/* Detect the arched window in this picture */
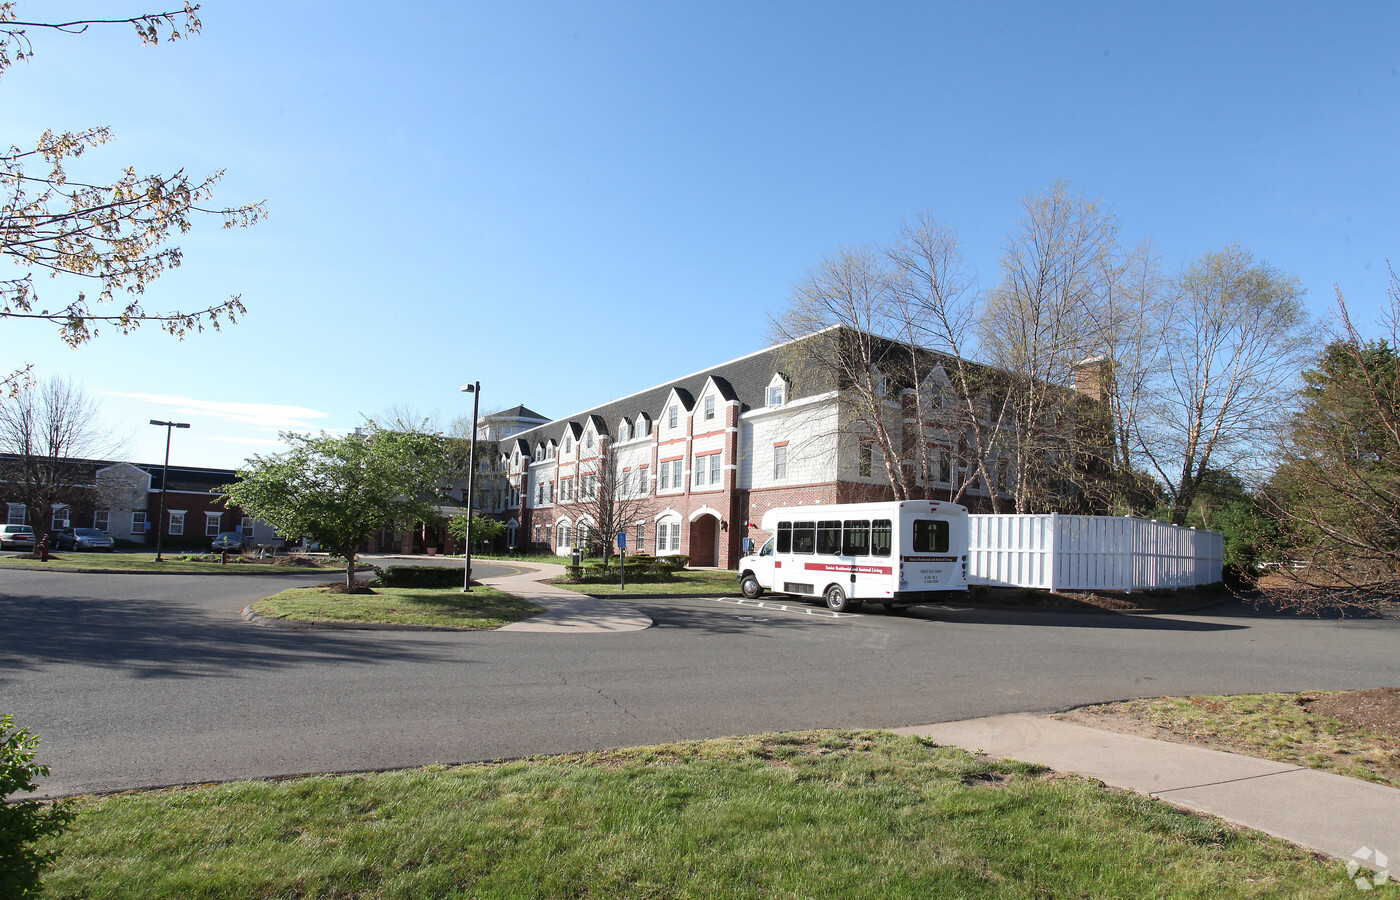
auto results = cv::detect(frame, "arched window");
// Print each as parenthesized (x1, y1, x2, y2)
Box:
(557, 521, 571, 547)
(656, 515, 682, 554)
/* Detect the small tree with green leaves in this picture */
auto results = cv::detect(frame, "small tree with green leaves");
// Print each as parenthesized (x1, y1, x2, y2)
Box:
(221, 426, 452, 589)
(447, 514, 505, 552)
(1, 714, 73, 899)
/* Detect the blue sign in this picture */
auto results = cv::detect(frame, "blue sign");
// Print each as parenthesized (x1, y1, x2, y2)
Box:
(616, 531, 626, 550)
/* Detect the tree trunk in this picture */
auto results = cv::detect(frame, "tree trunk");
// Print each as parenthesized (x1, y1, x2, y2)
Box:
(343, 547, 358, 589)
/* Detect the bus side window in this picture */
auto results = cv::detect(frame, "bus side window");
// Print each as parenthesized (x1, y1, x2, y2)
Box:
(872, 519, 892, 557)
(777, 522, 792, 554)
(817, 520, 841, 555)
(792, 521, 816, 554)
(842, 520, 870, 556)
(913, 519, 949, 553)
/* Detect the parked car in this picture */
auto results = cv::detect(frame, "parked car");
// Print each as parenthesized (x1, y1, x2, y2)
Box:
(0, 524, 36, 550)
(53, 527, 116, 552)
(211, 532, 248, 552)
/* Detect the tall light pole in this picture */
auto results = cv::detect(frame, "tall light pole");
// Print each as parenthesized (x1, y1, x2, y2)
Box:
(460, 382, 480, 592)
(149, 419, 190, 562)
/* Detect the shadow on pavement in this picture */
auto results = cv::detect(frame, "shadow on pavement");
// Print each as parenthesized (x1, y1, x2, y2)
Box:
(0, 591, 454, 682)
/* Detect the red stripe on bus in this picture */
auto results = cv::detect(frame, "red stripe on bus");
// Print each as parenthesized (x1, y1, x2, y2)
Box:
(803, 563, 893, 576)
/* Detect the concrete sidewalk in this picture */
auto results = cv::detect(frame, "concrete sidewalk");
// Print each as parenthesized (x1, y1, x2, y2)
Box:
(896, 714, 1400, 864)
(483, 562, 653, 633)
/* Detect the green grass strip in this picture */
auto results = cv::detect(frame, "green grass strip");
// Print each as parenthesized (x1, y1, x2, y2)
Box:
(36, 731, 1355, 899)
(251, 584, 543, 628)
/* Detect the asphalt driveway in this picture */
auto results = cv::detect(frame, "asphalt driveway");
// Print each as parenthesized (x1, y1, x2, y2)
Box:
(3, 566, 1398, 797)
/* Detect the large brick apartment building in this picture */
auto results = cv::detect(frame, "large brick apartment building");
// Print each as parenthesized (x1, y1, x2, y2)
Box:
(486, 327, 1108, 569)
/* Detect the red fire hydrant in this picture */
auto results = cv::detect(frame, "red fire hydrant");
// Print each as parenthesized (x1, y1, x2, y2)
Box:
(38, 535, 50, 562)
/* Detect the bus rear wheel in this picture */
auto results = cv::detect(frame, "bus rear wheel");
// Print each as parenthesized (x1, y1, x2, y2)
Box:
(824, 584, 854, 612)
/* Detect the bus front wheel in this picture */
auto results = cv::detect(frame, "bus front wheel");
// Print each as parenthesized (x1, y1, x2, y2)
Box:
(824, 584, 855, 612)
(740, 574, 763, 599)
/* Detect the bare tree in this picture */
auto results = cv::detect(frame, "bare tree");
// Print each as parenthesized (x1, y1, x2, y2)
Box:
(979, 181, 1118, 512)
(0, 376, 122, 541)
(0, 5, 264, 390)
(769, 246, 921, 499)
(887, 213, 1011, 510)
(1137, 244, 1312, 524)
(571, 434, 657, 564)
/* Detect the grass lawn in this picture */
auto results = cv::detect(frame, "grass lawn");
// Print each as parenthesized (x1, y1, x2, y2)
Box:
(251, 584, 543, 628)
(0, 553, 342, 575)
(553, 568, 741, 597)
(1061, 692, 1400, 788)
(35, 730, 1355, 899)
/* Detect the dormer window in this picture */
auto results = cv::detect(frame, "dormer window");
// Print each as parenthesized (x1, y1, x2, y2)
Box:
(766, 373, 788, 407)
(637, 415, 650, 437)
(618, 419, 630, 442)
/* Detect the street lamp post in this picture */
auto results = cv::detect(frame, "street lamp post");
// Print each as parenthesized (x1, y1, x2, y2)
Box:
(460, 382, 480, 592)
(149, 419, 190, 562)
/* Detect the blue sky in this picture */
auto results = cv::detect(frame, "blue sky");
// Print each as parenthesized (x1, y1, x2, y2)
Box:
(5, 1, 1398, 469)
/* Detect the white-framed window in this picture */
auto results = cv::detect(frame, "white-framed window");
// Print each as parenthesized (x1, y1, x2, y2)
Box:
(557, 521, 571, 547)
(657, 518, 682, 553)
(585, 431, 594, 450)
(581, 474, 596, 500)
(6, 503, 24, 525)
(577, 521, 591, 549)
(693, 453, 720, 488)
(703, 396, 715, 421)
(668, 406, 678, 429)
(672, 459, 684, 489)
(635, 523, 645, 552)
(766, 373, 787, 407)
(638, 466, 649, 494)
(773, 444, 788, 480)
(659, 462, 672, 491)
(618, 420, 630, 442)
(168, 511, 185, 536)
(205, 512, 222, 536)
(241, 517, 254, 538)
(92, 509, 109, 532)
(51, 505, 70, 530)
(564, 436, 572, 454)
(131, 511, 148, 535)
(619, 470, 631, 497)
(636, 415, 650, 438)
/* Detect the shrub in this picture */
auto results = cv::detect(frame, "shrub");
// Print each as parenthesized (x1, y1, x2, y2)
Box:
(1, 715, 73, 898)
(377, 565, 461, 588)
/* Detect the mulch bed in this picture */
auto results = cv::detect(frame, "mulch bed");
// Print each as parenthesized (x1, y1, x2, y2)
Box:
(1305, 688, 1400, 739)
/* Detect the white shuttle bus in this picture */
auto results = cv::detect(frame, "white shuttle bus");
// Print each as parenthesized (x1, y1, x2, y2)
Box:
(737, 500, 969, 612)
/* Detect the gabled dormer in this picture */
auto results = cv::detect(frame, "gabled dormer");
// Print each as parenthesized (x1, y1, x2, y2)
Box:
(765, 372, 789, 408)
(693, 376, 738, 429)
(658, 387, 694, 436)
(559, 422, 583, 459)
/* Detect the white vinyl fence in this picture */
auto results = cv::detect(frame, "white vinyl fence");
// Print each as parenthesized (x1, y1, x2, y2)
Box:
(967, 514, 1224, 591)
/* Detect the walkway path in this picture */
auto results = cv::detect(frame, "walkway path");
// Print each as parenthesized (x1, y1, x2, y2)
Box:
(898, 714, 1400, 867)
(483, 561, 652, 633)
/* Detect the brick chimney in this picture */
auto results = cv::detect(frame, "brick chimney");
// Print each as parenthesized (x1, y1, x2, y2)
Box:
(1072, 356, 1112, 402)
